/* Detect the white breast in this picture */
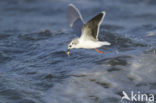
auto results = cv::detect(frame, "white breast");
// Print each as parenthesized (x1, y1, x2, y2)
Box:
(76, 40, 104, 49)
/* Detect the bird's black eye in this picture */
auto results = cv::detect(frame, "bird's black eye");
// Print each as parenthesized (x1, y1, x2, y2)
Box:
(69, 45, 71, 47)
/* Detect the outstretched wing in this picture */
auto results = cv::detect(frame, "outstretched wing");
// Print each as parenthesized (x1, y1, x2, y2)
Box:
(81, 12, 105, 41)
(67, 4, 84, 37)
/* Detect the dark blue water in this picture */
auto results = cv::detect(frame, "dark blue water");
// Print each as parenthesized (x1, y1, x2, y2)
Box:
(0, 0, 156, 103)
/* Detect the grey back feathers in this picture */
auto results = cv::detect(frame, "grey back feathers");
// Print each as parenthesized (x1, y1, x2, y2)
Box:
(67, 4, 84, 37)
(81, 12, 105, 41)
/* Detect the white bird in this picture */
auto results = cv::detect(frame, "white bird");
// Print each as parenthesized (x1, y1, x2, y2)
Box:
(66, 4, 111, 55)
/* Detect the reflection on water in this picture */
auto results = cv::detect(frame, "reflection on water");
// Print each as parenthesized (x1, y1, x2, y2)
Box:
(0, 0, 156, 103)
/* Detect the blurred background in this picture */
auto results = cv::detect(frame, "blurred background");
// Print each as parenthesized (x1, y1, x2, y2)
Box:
(0, 0, 156, 103)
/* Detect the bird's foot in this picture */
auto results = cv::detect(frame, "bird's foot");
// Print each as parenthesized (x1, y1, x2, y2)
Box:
(94, 48, 104, 54)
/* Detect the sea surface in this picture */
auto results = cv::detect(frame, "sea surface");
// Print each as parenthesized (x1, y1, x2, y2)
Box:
(0, 0, 156, 103)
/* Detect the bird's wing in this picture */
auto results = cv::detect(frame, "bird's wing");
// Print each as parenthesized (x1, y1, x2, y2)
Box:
(80, 12, 105, 41)
(67, 4, 84, 37)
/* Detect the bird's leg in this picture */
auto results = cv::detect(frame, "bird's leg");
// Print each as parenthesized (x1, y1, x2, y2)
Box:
(94, 48, 104, 54)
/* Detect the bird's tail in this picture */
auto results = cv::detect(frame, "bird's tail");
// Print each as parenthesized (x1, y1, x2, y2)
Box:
(101, 41, 111, 46)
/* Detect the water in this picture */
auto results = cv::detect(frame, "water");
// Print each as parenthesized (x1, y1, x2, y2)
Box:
(0, 0, 156, 103)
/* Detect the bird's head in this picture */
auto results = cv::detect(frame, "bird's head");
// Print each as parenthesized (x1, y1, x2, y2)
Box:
(66, 38, 79, 55)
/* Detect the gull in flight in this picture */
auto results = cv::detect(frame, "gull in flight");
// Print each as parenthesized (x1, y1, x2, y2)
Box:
(66, 4, 111, 55)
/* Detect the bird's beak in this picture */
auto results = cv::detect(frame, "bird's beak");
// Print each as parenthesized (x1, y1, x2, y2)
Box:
(66, 49, 70, 55)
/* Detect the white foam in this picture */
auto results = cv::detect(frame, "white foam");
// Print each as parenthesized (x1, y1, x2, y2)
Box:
(43, 54, 156, 103)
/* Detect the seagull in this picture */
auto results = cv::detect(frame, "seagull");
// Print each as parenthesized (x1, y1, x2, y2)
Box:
(66, 4, 111, 55)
